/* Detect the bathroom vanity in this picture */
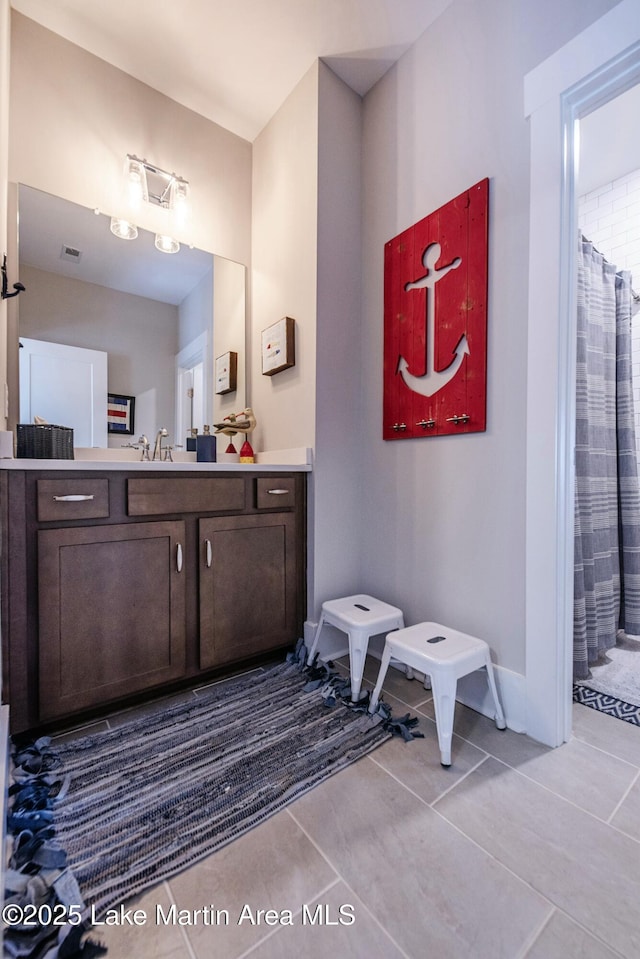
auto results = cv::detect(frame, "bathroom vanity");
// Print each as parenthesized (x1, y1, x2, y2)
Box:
(0, 462, 308, 733)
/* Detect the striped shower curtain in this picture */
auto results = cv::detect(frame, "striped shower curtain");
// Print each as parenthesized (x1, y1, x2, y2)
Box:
(573, 235, 640, 680)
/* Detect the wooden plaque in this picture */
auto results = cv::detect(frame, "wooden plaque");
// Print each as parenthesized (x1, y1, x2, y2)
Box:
(262, 317, 295, 376)
(383, 178, 489, 439)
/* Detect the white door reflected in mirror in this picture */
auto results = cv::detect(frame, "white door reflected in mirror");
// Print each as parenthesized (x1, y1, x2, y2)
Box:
(19, 338, 108, 448)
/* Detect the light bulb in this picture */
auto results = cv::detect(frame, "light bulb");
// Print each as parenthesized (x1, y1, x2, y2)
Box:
(155, 234, 180, 254)
(126, 156, 148, 207)
(171, 179, 190, 228)
(110, 217, 138, 240)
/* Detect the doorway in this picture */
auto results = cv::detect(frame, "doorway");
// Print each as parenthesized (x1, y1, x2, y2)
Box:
(175, 332, 208, 446)
(573, 84, 640, 708)
(524, 1, 640, 747)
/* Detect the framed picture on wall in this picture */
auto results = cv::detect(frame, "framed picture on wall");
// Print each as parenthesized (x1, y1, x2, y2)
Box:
(107, 393, 135, 435)
(261, 316, 295, 376)
(215, 351, 238, 394)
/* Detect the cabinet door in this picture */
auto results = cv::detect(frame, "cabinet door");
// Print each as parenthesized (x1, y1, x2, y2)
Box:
(38, 521, 186, 720)
(199, 513, 297, 669)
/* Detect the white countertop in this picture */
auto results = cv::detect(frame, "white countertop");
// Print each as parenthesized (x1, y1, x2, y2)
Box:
(0, 447, 313, 472)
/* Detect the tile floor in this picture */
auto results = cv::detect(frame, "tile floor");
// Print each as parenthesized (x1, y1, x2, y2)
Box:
(51, 656, 640, 959)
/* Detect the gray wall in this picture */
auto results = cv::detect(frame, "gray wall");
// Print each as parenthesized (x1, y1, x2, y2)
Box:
(19, 265, 178, 442)
(355, 0, 622, 676)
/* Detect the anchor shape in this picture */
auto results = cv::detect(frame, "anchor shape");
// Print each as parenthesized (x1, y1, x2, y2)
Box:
(398, 242, 468, 398)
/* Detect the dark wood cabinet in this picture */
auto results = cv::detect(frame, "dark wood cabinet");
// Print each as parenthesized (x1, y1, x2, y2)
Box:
(38, 521, 187, 720)
(199, 512, 297, 669)
(0, 468, 306, 733)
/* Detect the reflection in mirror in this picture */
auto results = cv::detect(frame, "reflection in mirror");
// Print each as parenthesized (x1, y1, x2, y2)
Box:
(16, 185, 246, 450)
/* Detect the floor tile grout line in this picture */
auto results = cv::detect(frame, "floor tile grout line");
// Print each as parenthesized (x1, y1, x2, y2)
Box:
(513, 905, 556, 959)
(370, 729, 640, 853)
(355, 752, 570, 943)
(606, 766, 640, 825)
(162, 879, 198, 959)
(569, 724, 640, 770)
(333, 875, 414, 959)
(355, 751, 566, 916)
(284, 804, 413, 959)
(571, 726, 640, 769)
(362, 747, 637, 946)
(399, 709, 640, 825)
(425, 796, 573, 926)
(486, 753, 640, 837)
(368, 749, 490, 807)
(546, 904, 630, 959)
(515, 904, 631, 959)
(230, 877, 344, 959)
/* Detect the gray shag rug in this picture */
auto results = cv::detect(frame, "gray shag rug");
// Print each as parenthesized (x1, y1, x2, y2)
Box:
(5, 652, 419, 956)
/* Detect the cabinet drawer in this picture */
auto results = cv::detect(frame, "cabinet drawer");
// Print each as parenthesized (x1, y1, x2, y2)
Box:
(256, 477, 296, 510)
(37, 479, 109, 521)
(128, 477, 245, 515)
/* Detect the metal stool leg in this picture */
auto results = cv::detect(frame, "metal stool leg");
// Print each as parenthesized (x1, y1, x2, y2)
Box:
(307, 613, 325, 665)
(431, 673, 457, 767)
(484, 655, 506, 729)
(348, 632, 367, 702)
(369, 642, 393, 713)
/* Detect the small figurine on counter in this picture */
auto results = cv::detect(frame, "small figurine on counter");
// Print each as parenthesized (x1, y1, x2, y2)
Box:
(213, 408, 257, 463)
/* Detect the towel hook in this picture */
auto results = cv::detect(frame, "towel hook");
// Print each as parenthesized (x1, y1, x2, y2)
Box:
(1, 254, 25, 300)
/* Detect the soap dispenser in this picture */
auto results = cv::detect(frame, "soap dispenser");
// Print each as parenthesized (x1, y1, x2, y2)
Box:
(196, 425, 217, 462)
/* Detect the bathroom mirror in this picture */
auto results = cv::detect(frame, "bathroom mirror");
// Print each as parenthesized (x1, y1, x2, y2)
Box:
(15, 184, 246, 448)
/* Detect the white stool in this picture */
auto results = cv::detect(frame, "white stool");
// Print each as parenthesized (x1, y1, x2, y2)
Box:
(369, 622, 506, 766)
(307, 594, 406, 702)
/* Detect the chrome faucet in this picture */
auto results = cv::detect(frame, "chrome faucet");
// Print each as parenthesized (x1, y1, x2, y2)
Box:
(153, 428, 168, 461)
(138, 434, 150, 461)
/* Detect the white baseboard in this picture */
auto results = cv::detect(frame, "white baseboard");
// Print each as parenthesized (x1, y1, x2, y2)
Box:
(303, 619, 526, 733)
(455, 664, 526, 733)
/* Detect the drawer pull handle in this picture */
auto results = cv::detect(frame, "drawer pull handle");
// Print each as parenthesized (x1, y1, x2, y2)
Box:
(52, 494, 95, 502)
(176, 543, 183, 573)
(205, 539, 212, 568)
(267, 489, 289, 495)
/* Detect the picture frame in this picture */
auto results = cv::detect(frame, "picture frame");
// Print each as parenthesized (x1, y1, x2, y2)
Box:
(107, 393, 135, 435)
(261, 316, 295, 376)
(215, 351, 238, 394)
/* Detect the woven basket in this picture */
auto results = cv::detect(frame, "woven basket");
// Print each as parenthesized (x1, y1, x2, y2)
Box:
(16, 424, 74, 460)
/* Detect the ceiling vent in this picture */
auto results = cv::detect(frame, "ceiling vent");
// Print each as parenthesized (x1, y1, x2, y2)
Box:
(60, 244, 82, 263)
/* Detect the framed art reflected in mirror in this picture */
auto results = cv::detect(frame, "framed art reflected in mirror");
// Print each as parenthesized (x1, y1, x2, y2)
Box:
(107, 393, 135, 435)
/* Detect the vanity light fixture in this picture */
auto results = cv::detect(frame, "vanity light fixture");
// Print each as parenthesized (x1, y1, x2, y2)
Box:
(125, 154, 189, 213)
(115, 154, 189, 253)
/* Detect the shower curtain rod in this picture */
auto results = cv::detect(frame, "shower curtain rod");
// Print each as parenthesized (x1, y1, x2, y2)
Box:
(582, 233, 640, 302)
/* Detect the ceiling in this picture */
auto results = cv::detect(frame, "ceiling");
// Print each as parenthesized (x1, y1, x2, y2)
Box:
(19, 185, 215, 306)
(12, 0, 454, 302)
(10, 0, 453, 142)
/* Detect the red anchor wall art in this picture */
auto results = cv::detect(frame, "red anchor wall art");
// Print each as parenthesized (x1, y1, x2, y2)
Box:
(383, 178, 489, 439)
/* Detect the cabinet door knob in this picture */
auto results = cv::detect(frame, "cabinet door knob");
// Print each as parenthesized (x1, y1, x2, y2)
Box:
(205, 539, 212, 568)
(52, 494, 95, 502)
(176, 543, 183, 573)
